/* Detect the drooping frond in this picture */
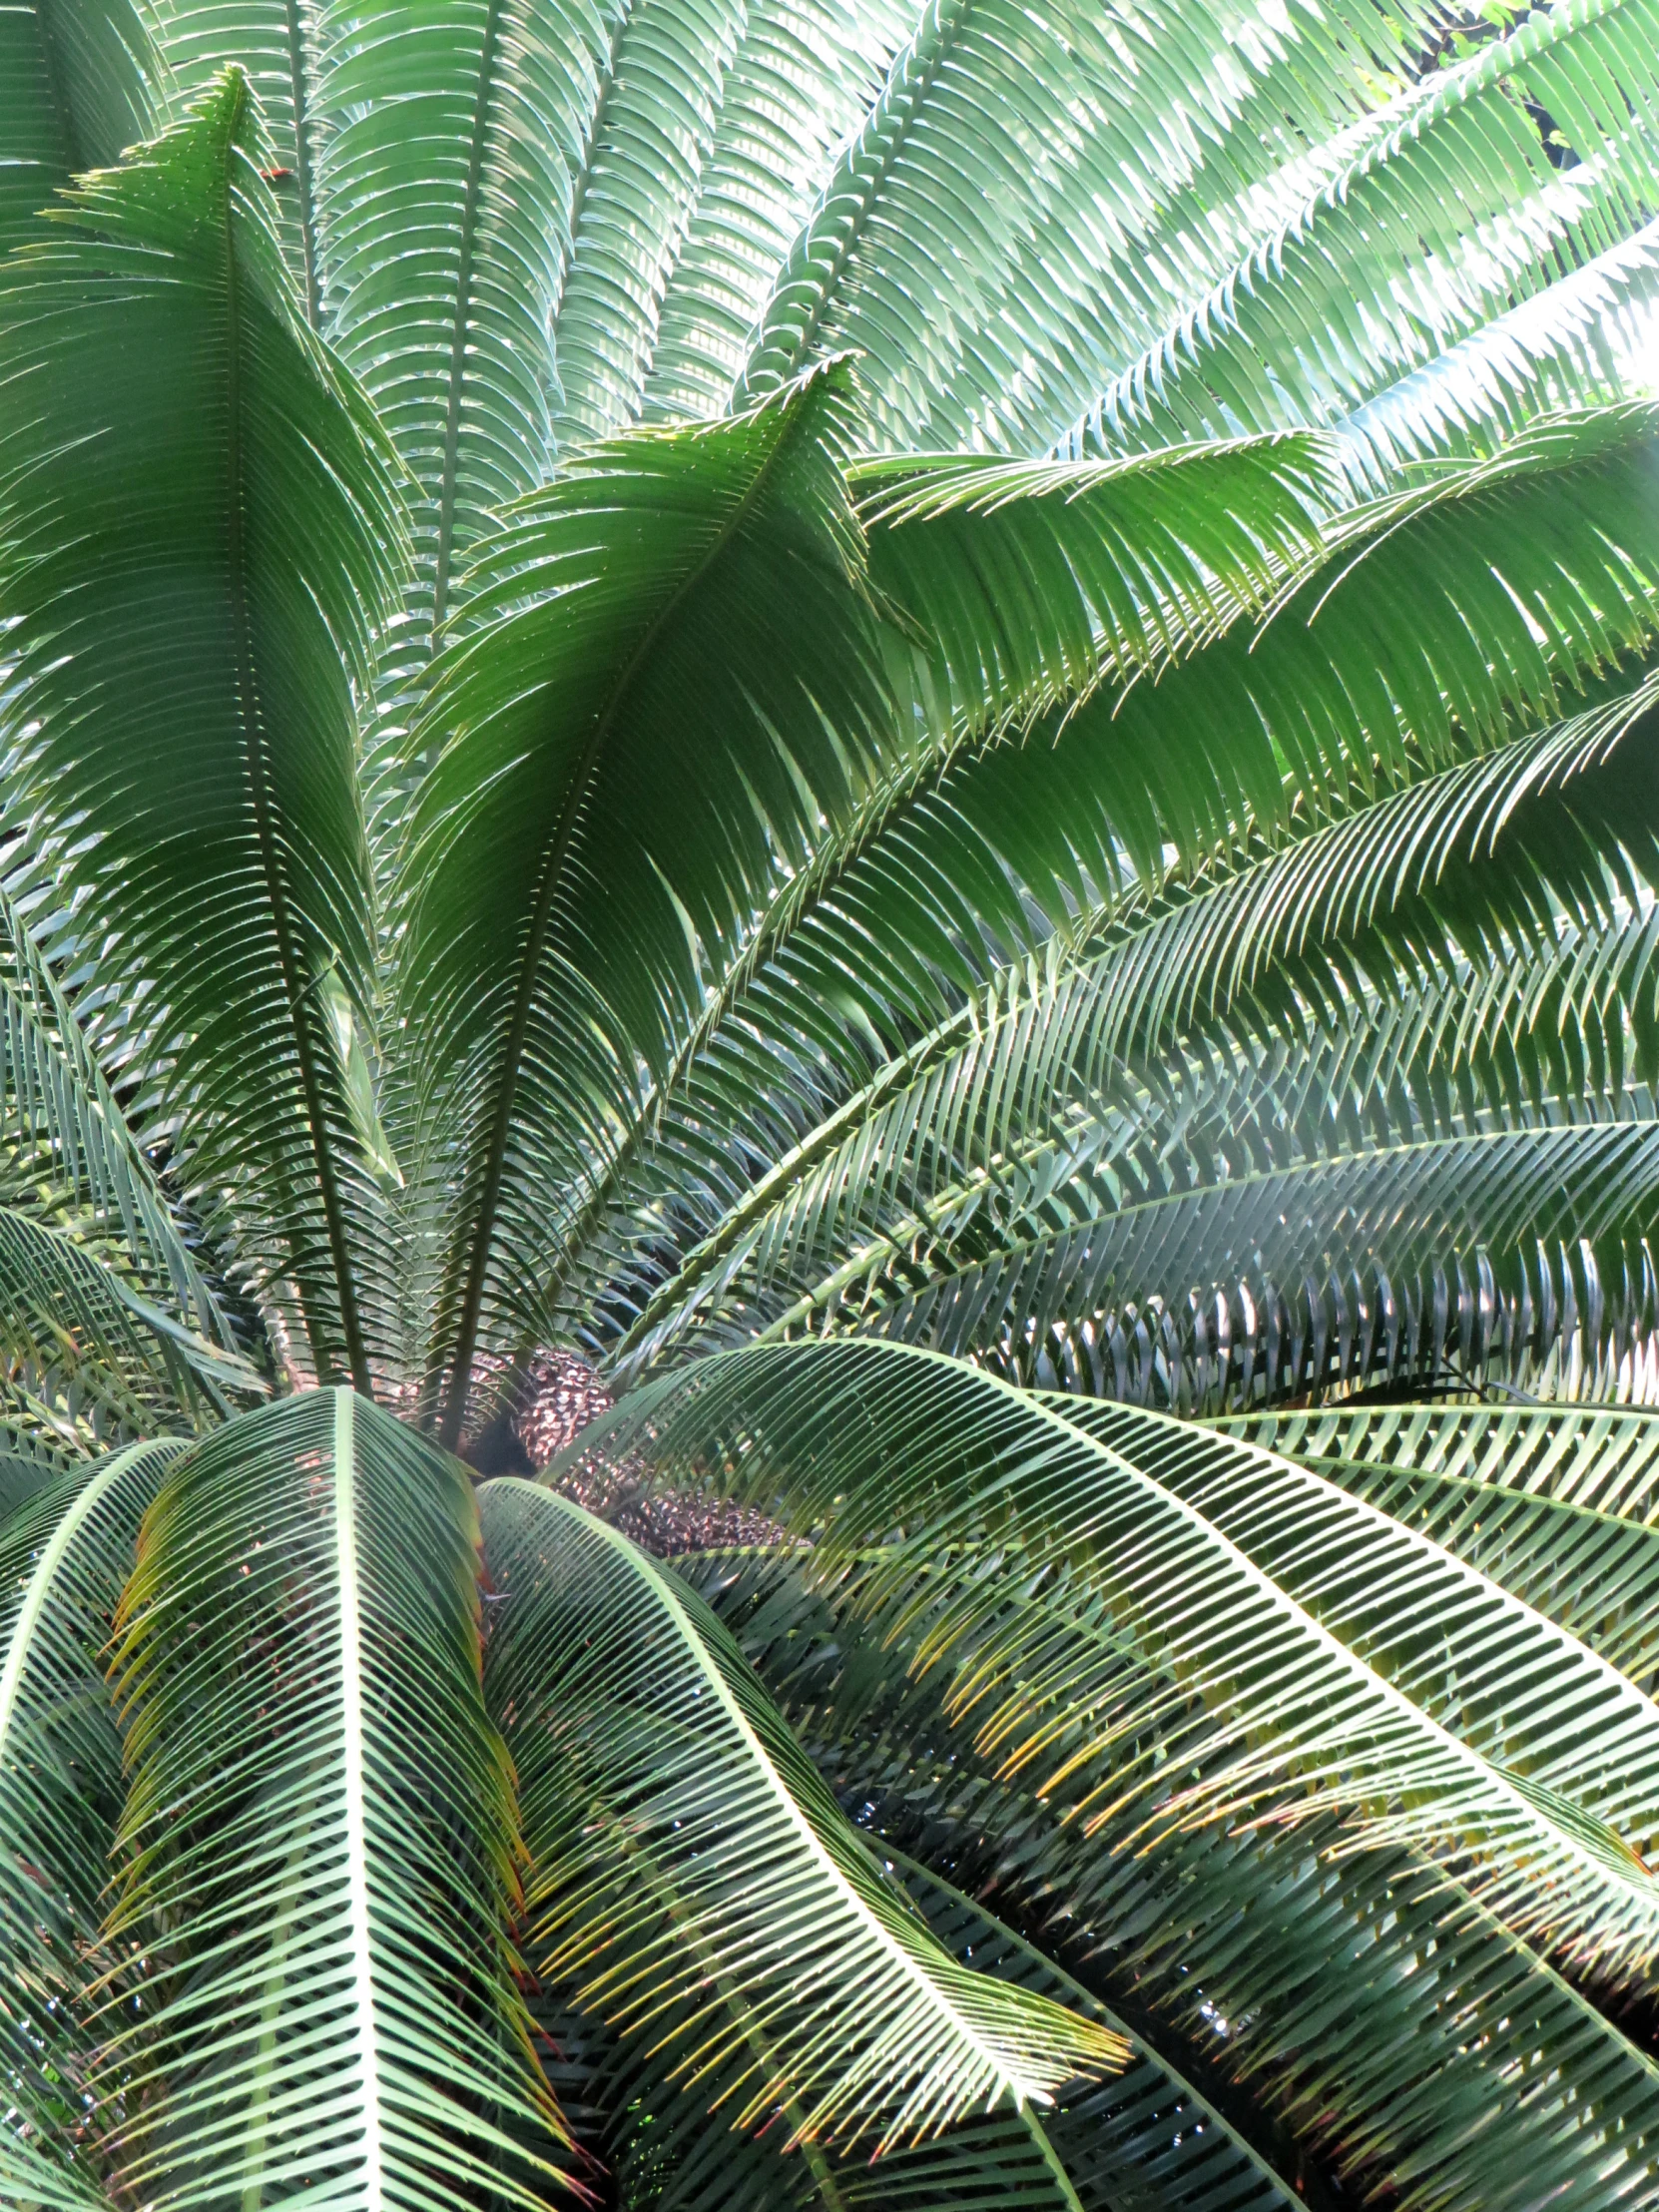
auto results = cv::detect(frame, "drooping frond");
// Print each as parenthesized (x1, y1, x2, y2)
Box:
(0, 74, 409, 1393)
(100, 1389, 564, 2208)
(689, 1534, 1659, 2212)
(0, 1440, 183, 2203)
(479, 1474, 1121, 2155)
(1205, 1413, 1659, 1690)
(559, 1340, 1659, 1976)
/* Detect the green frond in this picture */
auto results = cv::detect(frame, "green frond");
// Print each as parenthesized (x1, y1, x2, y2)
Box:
(0, 882, 236, 1355)
(599, 671, 1659, 1380)
(1201, 1436, 1659, 1692)
(99, 1389, 563, 2208)
(733, 0, 1443, 449)
(560, 1339, 1659, 1977)
(852, 434, 1339, 729)
(480, 1474, 1121, 2155)
(318, 0, 607, 645)
(639, 0, 911, 423)
(400, 364, 895, 1438)
(0, 74, 410, 1393)
(147, 0, 326, 317)
(0, 1440, 183, 2200)
(1221, 1400, 1659, 1513)
(1063, 0, 1659, 466)
(691, 1545, 1659, 2212)
(0, 0, 160, 256)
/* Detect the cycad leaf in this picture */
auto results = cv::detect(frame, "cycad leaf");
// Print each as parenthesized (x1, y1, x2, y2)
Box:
(0, 73, 409, 1392)
(601, 667, 1659, 1380)
(148, 0, 328, 318)
(479, 1475, 1120, 2153)
(401, 363, 894, 1438)
(694, 1546, 1659, 2212)
(0, 878, 236, 1355)
(852, 436, 1337, 729)
(639, 0, 912, 424)
(563, 1341, 1659, 1977)
(318, 0, 605, 645)
(733, 0, 1442, 450)
(100, 1389, 563, 2209)
(0, 1206, 257, 1445)
(1064, 0, 1659, 465)
(0, 1440, 182, 2202)
(0, 0, 160, 256)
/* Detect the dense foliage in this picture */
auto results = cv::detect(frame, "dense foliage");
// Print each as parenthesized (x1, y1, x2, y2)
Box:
(5, 0, 1659, 2203)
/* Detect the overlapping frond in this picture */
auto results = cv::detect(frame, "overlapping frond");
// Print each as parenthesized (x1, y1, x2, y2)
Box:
(147, 0, 327, 317)
(690, 1540, 1659, 2212)
(0, 75, 409, 1393)
(1063, 0, 1659, 469)
(480, 1474, 1119, 2156)
(0, 0, 160, 255)
(563, 1347, 1659, 2194)
(100, 1389, 563, 2208)
(733, 0, 1445, 450)
(597, 668, 1659, 1380)
(639, 0, 910, 423)
(401, 365, 896, 1437)
(318, 0, 605, 649)
(0, 1440, 182, 2203)
(1207, 1407, 1659, 1690)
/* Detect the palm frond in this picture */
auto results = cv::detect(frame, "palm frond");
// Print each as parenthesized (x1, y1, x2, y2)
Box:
(401, 364, 895, 1439)
(559, 1340, 1659, 1978)
(852, 435, 1338, 729)
(0, 1206, 256, 1446)
(1223, 1399, 1659, 1511)
(639, 0, 911, 423)
(0, 1440, 183, 2202)
(147, 0, 326, 318)
(0, 74, 409, 1393)
(318, 0, 606, 646)
(600, 669, 1659, 1380)
(0, 0, 160, 256)
(100, 1388, 563, 2207)
(691, 1540, 1659, 2212)
(1061, 0, 1659, 468)
(732, 0, 1444, 449)
(0, 881, 236, 1354)
(479, 1473, 1121, 2155)
(1340, 218, 1659, 473)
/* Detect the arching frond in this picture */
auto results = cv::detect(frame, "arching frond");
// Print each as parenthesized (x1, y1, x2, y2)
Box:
(401, 365, 895, 1439)
(689, 1539, 1659, 2212)
(1062, 0, 1659, 467)
(0, 0, 160, 255)
(733, 0, 1444, 450)
(0, 1441, 182, 2201)
(480, 1474, 1120, 2157)
(100, 1389, 563, 2207)
(600, 671, 1659, 1380)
